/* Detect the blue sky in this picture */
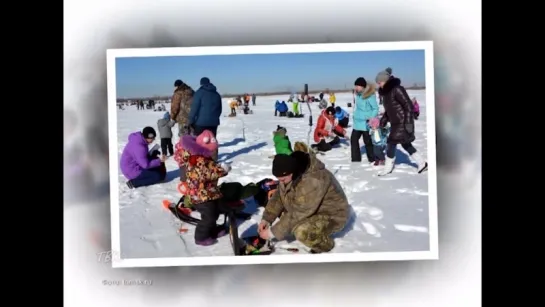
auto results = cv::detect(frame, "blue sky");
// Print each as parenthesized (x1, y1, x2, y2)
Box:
(115, 49, 425, 98)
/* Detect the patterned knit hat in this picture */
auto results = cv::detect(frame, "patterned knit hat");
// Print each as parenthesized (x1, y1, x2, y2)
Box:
(196, 130, 218, 152)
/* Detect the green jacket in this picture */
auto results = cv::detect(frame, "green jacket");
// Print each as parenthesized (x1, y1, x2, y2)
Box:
(273, 133, 293, 155)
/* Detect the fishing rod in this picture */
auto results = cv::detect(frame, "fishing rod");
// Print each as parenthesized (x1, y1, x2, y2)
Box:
(304, 83, 313, 148)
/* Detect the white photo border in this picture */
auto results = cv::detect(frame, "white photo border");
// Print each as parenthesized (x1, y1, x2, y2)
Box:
(107, 41, 438, 268)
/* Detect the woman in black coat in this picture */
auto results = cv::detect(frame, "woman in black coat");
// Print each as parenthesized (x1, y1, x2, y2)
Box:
(375, 67, 428, 176)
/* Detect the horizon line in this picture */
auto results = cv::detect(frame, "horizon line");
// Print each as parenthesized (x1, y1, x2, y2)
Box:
(116, 86, 426, 102)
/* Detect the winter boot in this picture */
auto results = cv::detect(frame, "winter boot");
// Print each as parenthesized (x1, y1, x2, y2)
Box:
(377, 157, 395, 176)
(373, 160, 385, 166)
(213, 225, 228, 238)
(195, 238, 217, 246)
(410, 152, 428, 173)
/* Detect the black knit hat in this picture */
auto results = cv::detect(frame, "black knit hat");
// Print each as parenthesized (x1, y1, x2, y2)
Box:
(325, 106, 335, 115)
(272, 154, 297, 177)
(174, 79, 183, 87)
(142, 126, 157, 139)
(354, 77, 367, 87)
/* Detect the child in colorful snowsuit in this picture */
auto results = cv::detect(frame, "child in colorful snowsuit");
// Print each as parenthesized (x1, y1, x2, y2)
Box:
(412, 97, 420, 120)
(175, 130, 232, 246)
(368, 117, 390, 166)
(273, 125, 293, 156)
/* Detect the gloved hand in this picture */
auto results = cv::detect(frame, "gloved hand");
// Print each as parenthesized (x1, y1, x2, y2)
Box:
(220, 162, 231, 173)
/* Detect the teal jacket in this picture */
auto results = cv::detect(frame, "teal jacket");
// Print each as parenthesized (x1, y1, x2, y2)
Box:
(353, 84, 379, 131)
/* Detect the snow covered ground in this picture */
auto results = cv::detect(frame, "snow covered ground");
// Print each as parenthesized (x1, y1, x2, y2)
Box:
(115, 91, 432, 259)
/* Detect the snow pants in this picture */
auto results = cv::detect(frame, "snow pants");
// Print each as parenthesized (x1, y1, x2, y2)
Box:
(130, 163, 166, 188)
(385, 143, 417, 159)
(312, 136, 340, 152)
(293, 214, 343, 253)
(350, 130, 374, 162)
(193, 200, 222, 241)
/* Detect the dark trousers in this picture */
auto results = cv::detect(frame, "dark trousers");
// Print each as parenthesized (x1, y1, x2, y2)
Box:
(386, 143, 417, 159)
(230, 108, 236, 115)
(194, 200, 221, 241)
(312, 136, 340, 152)
(373, 145, 386, 161)
(275, 110, 288, 117)
(350, 130, 374, 162)
(252, 99, 256, 106)
(131, 163, 166, 188)
(160, 138, 174, 156)
(338, 117, 349, 128)
(192, 125, 218, 160)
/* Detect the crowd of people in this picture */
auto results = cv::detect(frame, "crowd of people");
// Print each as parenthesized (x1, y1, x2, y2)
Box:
(305, 68, 427, 175)
(118, 66, 428, 253)
(228, 93, 256, 116)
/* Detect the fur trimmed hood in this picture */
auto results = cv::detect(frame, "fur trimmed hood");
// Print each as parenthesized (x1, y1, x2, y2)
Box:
(361, 83, 377, 99)
(378, 77, 401, 95)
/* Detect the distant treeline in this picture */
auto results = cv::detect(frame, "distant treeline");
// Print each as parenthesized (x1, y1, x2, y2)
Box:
(117, 86, 426, 103)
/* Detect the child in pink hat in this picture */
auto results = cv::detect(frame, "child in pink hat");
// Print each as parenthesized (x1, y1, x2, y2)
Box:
(174, 130, 231, 246)
(368, 117, 390, 166)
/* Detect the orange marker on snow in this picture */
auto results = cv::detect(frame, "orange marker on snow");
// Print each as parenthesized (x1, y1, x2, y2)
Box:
(162, 199, 171, 210)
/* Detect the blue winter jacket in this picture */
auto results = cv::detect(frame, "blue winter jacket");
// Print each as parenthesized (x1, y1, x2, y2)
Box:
(335, 108, 348, 120)
(353, 85, 379, 131)
(188, 83, 223, 127)
(276, 101, 288, 113)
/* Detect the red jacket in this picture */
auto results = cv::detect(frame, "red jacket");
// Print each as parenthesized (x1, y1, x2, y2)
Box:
(313, 109, 346, 143)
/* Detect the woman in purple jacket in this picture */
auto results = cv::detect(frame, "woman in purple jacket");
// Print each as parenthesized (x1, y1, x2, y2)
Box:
(120, 127, 167, 189)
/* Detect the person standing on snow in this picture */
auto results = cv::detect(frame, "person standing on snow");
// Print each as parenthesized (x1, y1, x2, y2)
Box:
(252, 93, 256, 106)
(175, 130, 232, 246)
(170, 79, 195, 137)
(351, 77, 379, 164)
(188, 77, 223, 160)
(368, 117, 390, 165)
(157, 112, 176, 156)
(257, 143, 350, 253)
(329, 92, 336, 107)
(375, 67, 428, 175)
(292, 99, 300, 116)
(412, 97, 421, 120)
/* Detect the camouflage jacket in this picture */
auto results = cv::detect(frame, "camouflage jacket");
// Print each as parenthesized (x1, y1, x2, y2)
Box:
(170, 84, 194, 127)
(262, 152, 350, 240)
